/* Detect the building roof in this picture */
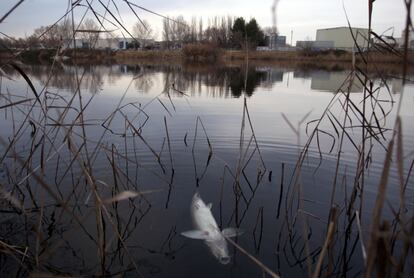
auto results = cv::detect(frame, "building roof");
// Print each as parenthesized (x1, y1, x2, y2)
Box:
(317, 26, 369, 31)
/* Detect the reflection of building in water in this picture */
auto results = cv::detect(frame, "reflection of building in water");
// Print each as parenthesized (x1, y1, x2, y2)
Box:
(295, 70, 410, 94)
(293, 70, 363, 93)
(311, 71, 363, 92)
(256, 67, 284, 87)
(292, 71, 312, 79)
(391, 77, 414, 94)
(392, 78, 403, 94)
(119, 65, 128, 74)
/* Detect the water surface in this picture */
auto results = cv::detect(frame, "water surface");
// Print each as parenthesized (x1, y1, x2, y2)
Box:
(0, 63, 413, 277)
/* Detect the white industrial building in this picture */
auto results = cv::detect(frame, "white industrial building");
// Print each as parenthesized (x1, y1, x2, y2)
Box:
(316, 27, 369, 50)
(65, 38, 155, 50)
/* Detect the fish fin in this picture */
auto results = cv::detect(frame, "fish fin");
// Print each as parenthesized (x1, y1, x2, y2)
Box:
(221, 228, 244, 238)
(207, 203, 212, 210)
(181, 230, 211, 240)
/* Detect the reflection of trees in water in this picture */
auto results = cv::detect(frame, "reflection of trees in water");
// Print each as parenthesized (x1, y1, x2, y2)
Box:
(106, 65, 126, 85)
(179, 67, 233, 98)
(134, 74, 154, 93)
(227, 67, 267, 97)
(119, 65, 155, 93)
(8, 64, 107, 94)
(6, 63, 270, 97)
(160, 66, 267, 98)
(78, 65, 104, 94)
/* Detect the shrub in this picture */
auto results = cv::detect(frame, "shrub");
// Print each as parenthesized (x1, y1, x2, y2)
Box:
(182, 43, 221, 62)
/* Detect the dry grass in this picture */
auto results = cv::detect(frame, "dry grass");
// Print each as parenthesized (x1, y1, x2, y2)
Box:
(223, 49, 414, 65)
(114, 49, 182, 61)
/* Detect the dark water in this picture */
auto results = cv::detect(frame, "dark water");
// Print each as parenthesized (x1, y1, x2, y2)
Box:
(0, 63, 413, 277)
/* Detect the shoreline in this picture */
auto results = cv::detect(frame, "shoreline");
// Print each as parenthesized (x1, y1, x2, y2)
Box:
(114, 49, 412, 65)
(1, 48, 412, 74)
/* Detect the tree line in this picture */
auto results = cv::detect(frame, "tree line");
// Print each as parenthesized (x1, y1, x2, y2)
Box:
(162, 16, 267, 49)
(0, 19, 101, 50)
(0, 16, 268, 50)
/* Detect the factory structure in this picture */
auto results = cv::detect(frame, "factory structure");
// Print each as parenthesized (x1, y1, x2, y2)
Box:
(294, 26, 414, 51)
(296, 27, 370, 51)
(256, 33, 290, 51)
(267, 33, 287, 49)
(64, 37, 157, 50)
(316, 27, 369, 49)
(259, 27, 372, 52)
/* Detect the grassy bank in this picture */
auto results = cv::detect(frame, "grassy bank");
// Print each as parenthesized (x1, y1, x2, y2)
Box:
(223, 49, 413, 64)
(3, 48, 411, 67)
(113, 50, 414, 74)
(111, 49, 413, 65)
(2, 48, 411, 75)
(114, 49, 182, 62)
(114, 49, 413, 70)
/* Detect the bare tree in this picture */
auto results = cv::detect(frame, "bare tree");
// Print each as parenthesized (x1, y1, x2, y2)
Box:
(133, 19, 154, 48)
(79, 18, 100, 49)
(33, 20, 73, 48)
(204, 26, 221, 45)
(162, 18, 172, 49)
(203, 16, 233, 47)
(32, 26, 57, 47)
(198, 17, 203, 42)
(163, 16, 190, 48)
(171, 16, 190, 44)
(225, 16, 234, 47)
(190, 16, 197, 43)
(25, 34, 41, 49)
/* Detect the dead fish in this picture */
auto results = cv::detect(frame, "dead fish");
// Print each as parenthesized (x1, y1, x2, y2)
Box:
(181, 192, 243, 264)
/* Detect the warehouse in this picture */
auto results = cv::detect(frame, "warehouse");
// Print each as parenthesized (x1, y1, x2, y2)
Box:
(316, 27, 369, 50)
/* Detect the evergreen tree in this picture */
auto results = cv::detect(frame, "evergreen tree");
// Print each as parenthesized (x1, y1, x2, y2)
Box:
(231, 17, 246, 48)
(231, 17, 265, 49)
(246, 19, 265, 47)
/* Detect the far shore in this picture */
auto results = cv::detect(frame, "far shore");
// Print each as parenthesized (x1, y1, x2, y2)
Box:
(114, 49, 412, 65)
(114, 49, 413, 73)
(1, 48, 413, 74)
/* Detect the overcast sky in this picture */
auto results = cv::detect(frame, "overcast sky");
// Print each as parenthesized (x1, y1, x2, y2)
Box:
(0, 0, 410, 44)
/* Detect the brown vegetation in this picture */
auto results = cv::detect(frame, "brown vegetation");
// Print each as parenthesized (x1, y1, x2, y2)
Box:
(223, 49, 414, 64)
(76, 48, 414, 67)
(113, 49, 182, 62)
(182, 43, 221, 62)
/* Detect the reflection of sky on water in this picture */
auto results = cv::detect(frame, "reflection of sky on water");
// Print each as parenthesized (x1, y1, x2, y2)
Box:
(1, 63, 413, 157)
(2, 63, 406, 97)
(2, 63, 413, 159)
